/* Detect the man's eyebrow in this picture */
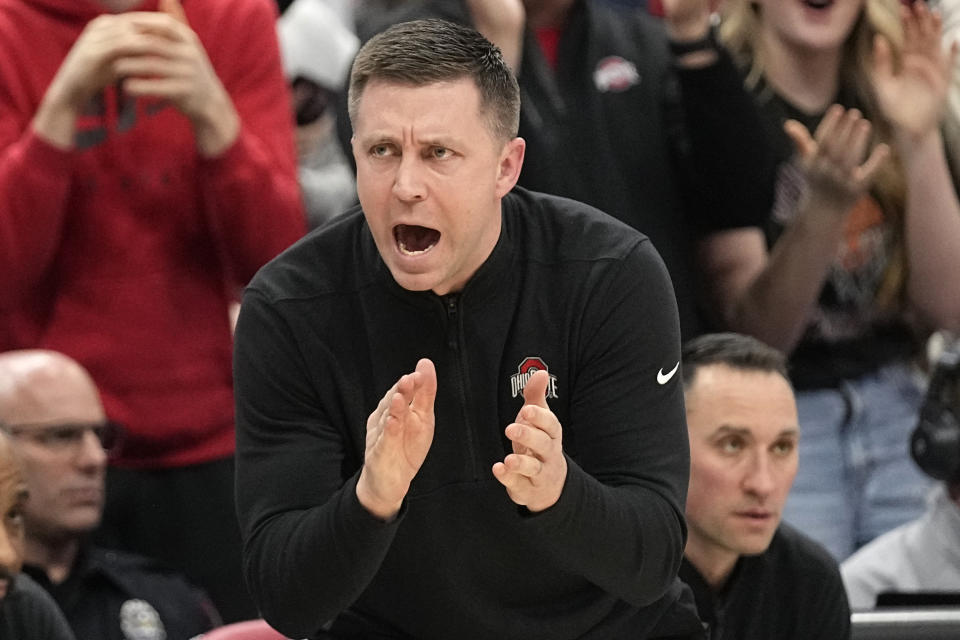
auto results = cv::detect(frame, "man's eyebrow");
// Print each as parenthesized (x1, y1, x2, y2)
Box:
(711, 425, 800, 438)
(711, 425, 752, 437)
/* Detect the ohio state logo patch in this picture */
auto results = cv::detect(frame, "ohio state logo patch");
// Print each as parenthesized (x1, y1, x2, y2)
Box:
(510, 357, 559, 399)
(593, 56, 640, 93)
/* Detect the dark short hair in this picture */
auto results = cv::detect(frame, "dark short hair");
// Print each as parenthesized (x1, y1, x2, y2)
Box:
(347, 19, 521, 142)
(681, 333, 790, 390)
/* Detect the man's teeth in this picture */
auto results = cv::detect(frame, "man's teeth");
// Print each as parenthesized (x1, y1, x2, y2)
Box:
(399, 241, 436, 256)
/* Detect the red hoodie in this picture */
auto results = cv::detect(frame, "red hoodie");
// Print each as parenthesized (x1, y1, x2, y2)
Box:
(0, 0, 306, 468)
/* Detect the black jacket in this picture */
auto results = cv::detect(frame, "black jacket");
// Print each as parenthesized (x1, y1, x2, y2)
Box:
(24, 546, 219, 640)
(235, 188, 698, 639)
(679, 524, 851, 640)
(0, 574, 75, 640)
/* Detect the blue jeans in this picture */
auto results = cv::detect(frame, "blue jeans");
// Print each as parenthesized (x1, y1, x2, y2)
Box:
(782, 360, 935, 561)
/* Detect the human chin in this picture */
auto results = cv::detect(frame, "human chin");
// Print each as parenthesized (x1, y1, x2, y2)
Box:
(387, 266, 447, 293)
(729, 516, 779, 555)
(56, 505, 103, 536)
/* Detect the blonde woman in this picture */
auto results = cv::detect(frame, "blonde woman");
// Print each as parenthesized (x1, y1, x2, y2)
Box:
(698, 0, 960, 561)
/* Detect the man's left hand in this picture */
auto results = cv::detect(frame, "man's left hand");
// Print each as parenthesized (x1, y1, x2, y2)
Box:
(112, 0, 240, 156)
(492, 370, 567, 512)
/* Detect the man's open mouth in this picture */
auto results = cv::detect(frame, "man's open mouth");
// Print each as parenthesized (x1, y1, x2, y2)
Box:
(802, 0, 833, 9)
(394, 224, 440, 256)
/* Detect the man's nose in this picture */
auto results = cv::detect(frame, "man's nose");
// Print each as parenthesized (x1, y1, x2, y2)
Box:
(742, 453, 776, 498)
(392, 155, 426, 202)
(76, 428, 107, 471)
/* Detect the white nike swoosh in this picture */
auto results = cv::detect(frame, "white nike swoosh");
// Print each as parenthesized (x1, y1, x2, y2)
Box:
(657, 361, 680, 385)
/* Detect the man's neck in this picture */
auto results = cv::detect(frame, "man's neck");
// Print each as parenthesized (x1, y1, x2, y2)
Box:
(684, 545, 739, 592)
(25, 536, 81, 586)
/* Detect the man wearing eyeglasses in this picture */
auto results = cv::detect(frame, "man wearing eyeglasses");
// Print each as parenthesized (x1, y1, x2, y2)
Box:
(0, 350, 220, 640)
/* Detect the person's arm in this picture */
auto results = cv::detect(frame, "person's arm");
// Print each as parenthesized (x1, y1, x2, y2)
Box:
(504, 239, 690, 606)
(0, 115, 74, 303)
(0, 13, 136, 302)
(663, 3, 779, 234)
(698, 107, 889, 352)
(234, 288, 412, 637)
(873, 2, 960, 330)
(133, 0, 306, 285)
(464, 0, 525, 71)
(931, 0, 960, 185)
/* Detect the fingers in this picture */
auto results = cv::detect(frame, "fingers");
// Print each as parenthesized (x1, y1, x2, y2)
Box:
(159, 0, 189, 25)
(873, 33, 894, 82)
(811, 104, 844, 150)
(366, 379, 399, 437)
(905, 0, 940, 53)
(377, 359, 436, 434)
(410, 358, 437, 415)
(513, 404, 561, 441)
(784, 119, 815, 158)
(800, 106, 886, 179)
(505, 421, 551, 460)
(124, 11, 193, 41)
(855, 142, 890, 185)
(520, 369, 550, 410)
(837, 112, 871, 168)
(499, 451, 543, 479)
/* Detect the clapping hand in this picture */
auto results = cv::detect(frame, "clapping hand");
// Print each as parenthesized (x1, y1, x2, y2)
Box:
(492, 370, 567, 513)
(873, 1, 957, 147)
(356, 359, 437, 521)
(784, 105, 889, 214)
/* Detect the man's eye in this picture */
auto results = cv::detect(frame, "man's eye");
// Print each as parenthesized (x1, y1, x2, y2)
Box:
(718, 437, 744, 453)
(46, 428, 83, 444)
(371, 145, 392, 157)
(431, 147, 450, 159)
(772, 440, 796, 456)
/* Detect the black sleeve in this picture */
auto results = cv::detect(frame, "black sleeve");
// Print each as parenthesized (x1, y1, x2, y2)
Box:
(2, 575, 77, 640)
(233, 288, 403, 638)
(669, 46, 778, 234)
(519, 238, 689, 606)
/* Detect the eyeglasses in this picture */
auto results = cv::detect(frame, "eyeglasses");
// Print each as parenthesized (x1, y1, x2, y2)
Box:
(2, 420, 124, 458)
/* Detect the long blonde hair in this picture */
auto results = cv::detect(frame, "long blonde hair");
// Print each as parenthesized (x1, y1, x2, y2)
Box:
(719, 0, 909, 310)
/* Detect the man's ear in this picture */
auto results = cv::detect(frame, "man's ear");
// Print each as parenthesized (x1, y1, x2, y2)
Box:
(495, 137, 526, 198)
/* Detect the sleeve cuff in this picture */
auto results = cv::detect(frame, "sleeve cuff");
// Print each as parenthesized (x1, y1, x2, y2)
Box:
(23, 128, 76, 179)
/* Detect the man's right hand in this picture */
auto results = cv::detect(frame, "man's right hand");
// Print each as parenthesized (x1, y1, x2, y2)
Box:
(34, 14, 151, 148)
(356, 359, 437, 521)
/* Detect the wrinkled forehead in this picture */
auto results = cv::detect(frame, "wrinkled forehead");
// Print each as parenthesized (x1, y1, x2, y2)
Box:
(353, 78, 494, 141)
